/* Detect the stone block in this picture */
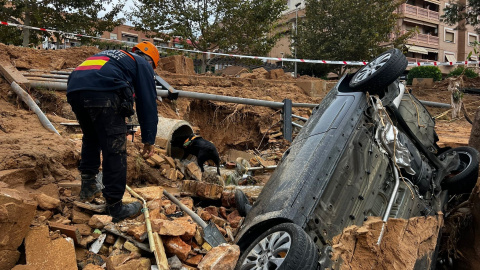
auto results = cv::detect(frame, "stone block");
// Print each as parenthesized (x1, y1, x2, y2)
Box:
(179, 197, 194, 210)
(186, 254, 203, 266)
(196, 182, 223, 200)
(181, 180, 197, 196)
(186, 162, 202, 181)
(197, 244, 240, 270)
(150, 154, 166, 166)
(412, 78, 434, 87)
(34, 193, 61, 210)
(133, 186, 164, 201)
(165, 156, 176, 168)
(74, 224, 92, 236)
(152, 219, 186, 236)
(88, 215, 113, 229)
(123, 241, 141, 253)
(164, 236, 191, 261)
(25, 226, 77, 270)
(227, 210, 242, 228)
(127, 224, 147, 242)
(72, 209, 92, 224)
(295, 80, 326, 97)
(0, 188, 37, 270)
(174, 216, 197, 241)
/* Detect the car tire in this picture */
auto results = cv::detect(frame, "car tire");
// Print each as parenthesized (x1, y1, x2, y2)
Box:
(349, 48, 408, 95)
(236, 223, 318, 270)
(440, 146, 479, 195)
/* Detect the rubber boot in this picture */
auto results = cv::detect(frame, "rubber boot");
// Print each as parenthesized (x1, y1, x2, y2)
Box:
(79, 174, 102, 202)
(235, 189, 252, 217)
(105, 198, 142, 223)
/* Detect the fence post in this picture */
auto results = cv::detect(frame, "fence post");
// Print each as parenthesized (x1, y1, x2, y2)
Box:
(282, 99, 292, 142)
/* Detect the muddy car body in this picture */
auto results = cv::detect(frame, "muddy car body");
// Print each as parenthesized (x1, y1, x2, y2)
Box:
(234, 49, 479, 270)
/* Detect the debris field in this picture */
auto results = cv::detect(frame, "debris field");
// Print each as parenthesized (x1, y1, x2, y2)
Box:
(1, 43, 480, 269)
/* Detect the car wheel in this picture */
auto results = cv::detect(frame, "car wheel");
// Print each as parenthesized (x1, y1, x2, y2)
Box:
(440, 146, 479, 195)
(236, 223, 318, 270)
(349, 48, 408, 95)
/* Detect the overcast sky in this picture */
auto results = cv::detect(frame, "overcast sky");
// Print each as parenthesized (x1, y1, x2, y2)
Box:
(100, 0, 135, 24)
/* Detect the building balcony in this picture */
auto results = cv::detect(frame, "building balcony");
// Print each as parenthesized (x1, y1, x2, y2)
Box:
(399, 3, 439, 23)
(408, 33, 439, 47)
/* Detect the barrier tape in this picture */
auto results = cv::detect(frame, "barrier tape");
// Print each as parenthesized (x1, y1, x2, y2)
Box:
(2, 20, 479, 67)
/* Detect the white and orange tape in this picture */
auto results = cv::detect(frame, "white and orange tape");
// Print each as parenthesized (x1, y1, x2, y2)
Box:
(1, 20, 478, 67)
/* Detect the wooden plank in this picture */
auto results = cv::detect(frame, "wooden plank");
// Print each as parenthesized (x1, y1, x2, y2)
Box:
(0, 60, 30, 88)
(153, 232, 169, 270)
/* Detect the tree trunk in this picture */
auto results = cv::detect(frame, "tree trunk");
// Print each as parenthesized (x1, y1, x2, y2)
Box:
(468, 107, 480, 152)
(22, 12, 31, 47)
(201, 53, 207, 74)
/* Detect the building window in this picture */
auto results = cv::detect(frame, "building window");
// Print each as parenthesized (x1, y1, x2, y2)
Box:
(110, 33, 117, 40)
(444, 29, 455, 43)
(469, 33, 478, 46)
(445, 52, 456, 62)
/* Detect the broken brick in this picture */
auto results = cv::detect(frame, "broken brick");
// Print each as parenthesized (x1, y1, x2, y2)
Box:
(152, 219, 186, 236)
(196, 182, 223, 200)
(127, 224, 147, 241)
(88, 215, 113, 229)
(48, 222, 82, 245)
(199, 209, 212, 221)
(211, 215, 227, 228)
(133, 186, 164, 201)
(186, 162, 202, 181)
(179, 197, 194, 210)
(165, 156, 176, 168)
(166, 168, 178, 181)
(150, 154, 166, 166)
(145, 159, 156, 167)
(175, 216, 197, 241)
(186, 254, 203, 266)
(123, 241, 141, 253)
(71, 208, 92, 224)
(197, 244, 240, 270)
(227, 210, 243, 228)
(164, 236, 192, 261)
(34, 193, 61, 210)
(219, 207, 228, 219)
(205, 206, 219, 217)
(181, 180, 197, 197)
(74, 224, 92, 236)
(105, 234, 116, 245)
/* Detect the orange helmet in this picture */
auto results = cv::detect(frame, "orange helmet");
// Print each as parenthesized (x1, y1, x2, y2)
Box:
(132, 41, 160, 68)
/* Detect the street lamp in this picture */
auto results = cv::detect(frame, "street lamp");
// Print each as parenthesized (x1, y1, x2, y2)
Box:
(294, 2, 301, 78)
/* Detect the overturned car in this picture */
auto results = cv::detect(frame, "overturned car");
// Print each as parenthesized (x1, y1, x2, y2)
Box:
(234, 49, 479, 269)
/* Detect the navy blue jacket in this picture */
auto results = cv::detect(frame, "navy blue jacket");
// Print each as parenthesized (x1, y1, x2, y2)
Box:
(67, 50, 158, 145)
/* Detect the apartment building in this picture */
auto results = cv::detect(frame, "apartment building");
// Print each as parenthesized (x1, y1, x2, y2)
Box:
(400, 0, 476, 73)
(269, 0, 477, 74)
(100, 24, 169, 48)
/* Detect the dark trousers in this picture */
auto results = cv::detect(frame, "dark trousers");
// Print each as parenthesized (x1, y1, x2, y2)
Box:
(67, 91, 127, 201)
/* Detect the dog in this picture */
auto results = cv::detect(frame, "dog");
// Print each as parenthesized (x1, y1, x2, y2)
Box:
(171, 134, 221, 175)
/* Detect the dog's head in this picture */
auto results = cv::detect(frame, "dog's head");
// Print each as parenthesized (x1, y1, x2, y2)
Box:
(171, 133, 194, 148)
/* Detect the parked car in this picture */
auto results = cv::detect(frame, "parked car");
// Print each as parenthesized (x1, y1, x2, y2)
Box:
(234, 49, 479, 270)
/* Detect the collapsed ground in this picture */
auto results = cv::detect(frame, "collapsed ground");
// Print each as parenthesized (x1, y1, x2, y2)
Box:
(1, 43, 480, 269)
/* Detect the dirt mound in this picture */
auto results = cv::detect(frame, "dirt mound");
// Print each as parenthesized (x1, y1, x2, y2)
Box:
(332, 214, 443, 269)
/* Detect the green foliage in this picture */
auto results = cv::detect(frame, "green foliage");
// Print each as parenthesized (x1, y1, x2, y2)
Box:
(127, 0, 286, 73)
(447, 67, 479, 78)
(0, 0, 124, 47)
(442, 0, 480, 31)
(407, 66, 443, 85)
(296, 0, 412, 76)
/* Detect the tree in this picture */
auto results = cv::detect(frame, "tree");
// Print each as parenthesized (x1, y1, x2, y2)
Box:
(442, 0, 480, 31)
(127, 0, 286, 73)
(0, 0, 124, 47)
(296, 0, 412, 76)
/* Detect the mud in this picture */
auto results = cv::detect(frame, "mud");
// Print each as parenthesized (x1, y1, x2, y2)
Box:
(1, 44, 480, 269)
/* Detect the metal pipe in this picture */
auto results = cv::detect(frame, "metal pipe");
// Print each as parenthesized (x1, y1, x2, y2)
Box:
(24, 74, 69, 79)
(292, 122, 303, 128)
(419, 100, 451, 108)
(376, 161, 400, 245)
(29, 80, 319, 108)
(292, 114, 308, 121)
(26, 77, 68, 83)
(10, 81, 60, 135)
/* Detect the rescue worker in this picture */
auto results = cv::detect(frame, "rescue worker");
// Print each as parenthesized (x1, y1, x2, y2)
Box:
(67, 41, 159, 222)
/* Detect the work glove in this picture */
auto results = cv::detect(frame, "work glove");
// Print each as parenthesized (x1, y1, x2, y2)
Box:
(141, 143, 155, 158)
